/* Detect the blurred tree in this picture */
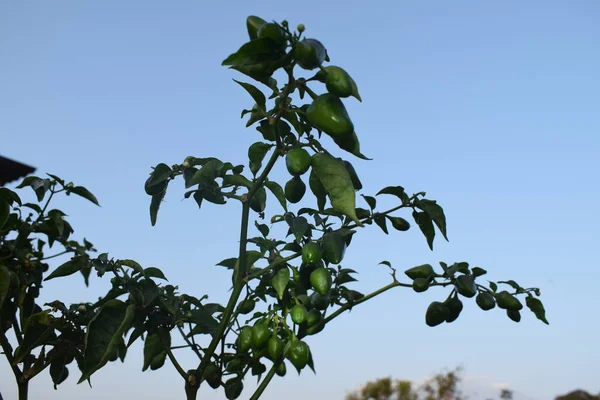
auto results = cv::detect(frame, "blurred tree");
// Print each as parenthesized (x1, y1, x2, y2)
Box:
(500, 389, 513, 400)
(555, 390, 600, 400)
(346, 367, 462, 400)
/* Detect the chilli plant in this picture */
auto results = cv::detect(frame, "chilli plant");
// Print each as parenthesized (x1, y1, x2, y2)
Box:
(0, 16, 548, 400)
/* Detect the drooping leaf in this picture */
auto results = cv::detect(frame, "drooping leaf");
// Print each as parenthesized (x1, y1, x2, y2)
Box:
(0, 187, 22, 206)
(248, 142, 272, 175)
(265, 180, 287, 211)
(272, 268, 290, 300)
(150, 189, 167, 226)
(70, 186, 100, 206)
(143, 328, 171, 371)
(415, 199, 448, 241)
(374, 215, 388, 234)
(255, 221, 269, 237)
(308, 169, 327, 212)
(413, 211, 435, 250)
(361, 195, 376, 210)
(234, 80, 267, 112)
(311, 154, 361, 226)
(526, 296, 549, 325)
(78, 299, 128, 383)
(472, 267, 487, 277)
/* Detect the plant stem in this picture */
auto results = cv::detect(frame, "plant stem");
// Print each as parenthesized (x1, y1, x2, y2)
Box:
(17, 383, 28, 400)
(0, 331, 22, 381)
(346, 204, 407, 230)
(244, 252, 300, 282)
(249, 364, 277, 400)
(192, 148, 282, 388)
(167, 350, 188, 380)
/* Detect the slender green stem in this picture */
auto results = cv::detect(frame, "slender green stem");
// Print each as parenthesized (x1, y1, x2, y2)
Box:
(249, 364, 277, 400)
(193, 147, 282, 385)
(346, 204, 408, 230)
(244, 252, 301, 282)
(39, 250, 70, 261)
(167, 350, 188, 380)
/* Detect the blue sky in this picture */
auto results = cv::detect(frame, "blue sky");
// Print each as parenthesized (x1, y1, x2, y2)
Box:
(1, 1, 599, 399)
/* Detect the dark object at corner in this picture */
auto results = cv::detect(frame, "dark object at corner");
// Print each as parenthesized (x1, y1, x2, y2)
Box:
(0, 155, 36, 186)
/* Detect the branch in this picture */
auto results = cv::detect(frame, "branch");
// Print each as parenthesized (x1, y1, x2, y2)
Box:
(0, 330, 22, 381)
(177, 326, 202, 359)
(244, 252, 300, 282)
(249, 364, 277, 400)
(346, 204, 408, 230)
(167, 349, 188, 380)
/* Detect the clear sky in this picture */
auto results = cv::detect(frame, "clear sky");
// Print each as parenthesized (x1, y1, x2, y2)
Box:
(1, 1, 599, 399)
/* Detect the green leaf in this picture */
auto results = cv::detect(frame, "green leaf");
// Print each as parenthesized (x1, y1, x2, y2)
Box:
(217, 258, 238, 269)
(311, 154, 362, 226)
(120, 259, 143, 274)
(264, 180, 287, 211)
(0, 199, 9, 231)
(78, 299, 128, 383)
(150, 189, 166, 226)
(188, 159, 225, 187)
(249, 186, 267, 213)
(255, 221, 269, 237)
(489, 282, 498, 292)
(248, 142, 272, 175)
(0, 265, 9, 309)
(498, 280, 522, 290)
(292, 216, 309, 243)
(97, 304, 136, 366)
(415, 199, 448, 241)
(23, 203, 42, 213)
(376, 186, 405, 199)
(308, 169, 327, 212)
(45, 256, 89, 281)
(272, 268, 290, 300)
(50, 359, 69, 389)
(70, 186, 100, 206)
(472, 267, 487, 277)
(526, 297, 549, 325)
(13, 311, 56, 364)
(222, 38, 281, 67)
(374, 215, 388, 234)
(143, 328, 171, 371)
(413, 211, 435, 250)
(17, 177, 51, 202)
(144, 267, 168, 281)
(361, 195, 376, 210)
(379, 261, 392, 268)
(223, 174, 253, 189)
(0, 188, 21, 206)
(139, 279, 159, 307)
(234, 80, 267, 112)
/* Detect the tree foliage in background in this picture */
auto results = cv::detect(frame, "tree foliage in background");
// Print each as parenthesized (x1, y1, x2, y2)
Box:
(346, 367, 465, 400)
(1, 15, 550, 400)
